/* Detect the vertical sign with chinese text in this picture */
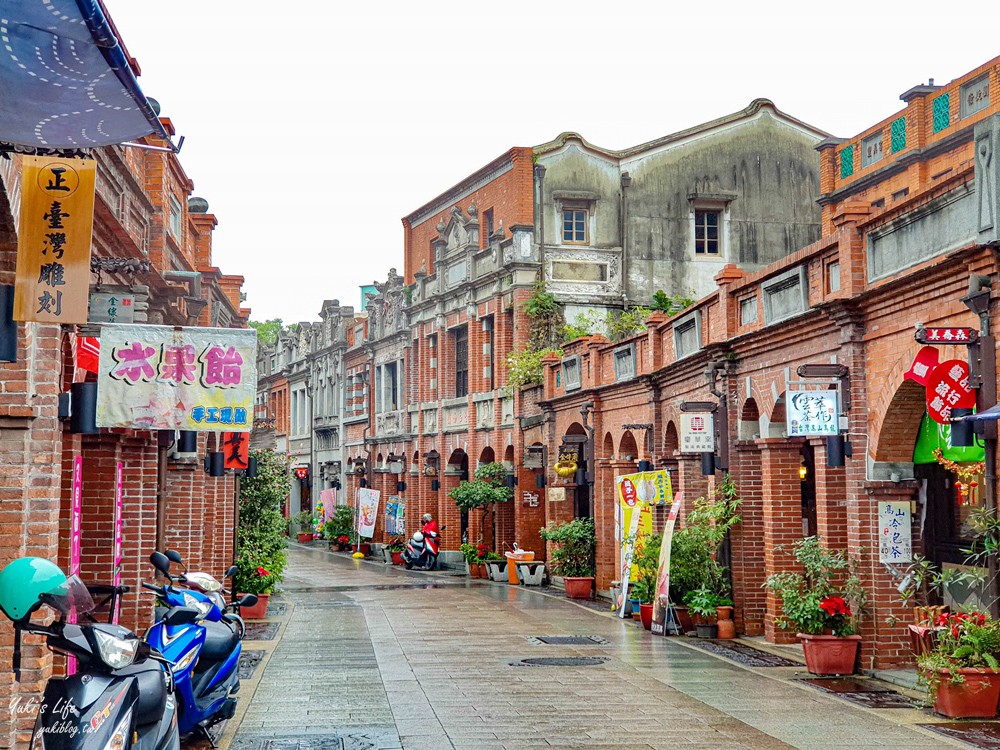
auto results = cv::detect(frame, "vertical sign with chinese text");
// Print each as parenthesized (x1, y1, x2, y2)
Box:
(680, 413, 714, 453)
(878, 501, 912, 563)
(68, 456, 83, 674)
(14, 156, 96, 323)
(222, 432, 249, 470)
(112, 461, 124, 624)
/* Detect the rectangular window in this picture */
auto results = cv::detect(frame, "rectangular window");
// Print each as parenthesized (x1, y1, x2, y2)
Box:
(453, 326, 469, 398)
(483, 317, 494, 391)
(739, 297, 758, 325)
(827, 261, 841, 293)
(483, 208, 494, 245)
(168, 195, 182, 241)
(383, 362, 399, 411)
(694, 210, 720, 255)
(613, 345, 635, 382)
(562, 209, 587, 244)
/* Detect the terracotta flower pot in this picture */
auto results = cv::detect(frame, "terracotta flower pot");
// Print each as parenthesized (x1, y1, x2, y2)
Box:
(468, 562, 481, 578)
(240, 593, 269, 620)
(563, 576, 594, 599)
(297, 532, 312, 543)
(933, 668, 1000, 718)
(674, 605, 694, 633)
(797, 633, 861, 675)
(358, 543, 371, 556)
(640, 603, 654, 630)
(716, 606, 736, 639)
(391, 551, 404, 565)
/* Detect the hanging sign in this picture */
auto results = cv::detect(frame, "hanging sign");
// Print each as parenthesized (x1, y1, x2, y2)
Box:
(14, 156, 96, 324)
(89, 292, 135, 324)
(878, 501, 912, 563)
(357, 488, 381, 539)
(96, 324, 257, 431)
(293, 466, 309, 480)
(651, 497, 683, 636)
(222, 432, 250, 470)
(112, 461, 124, 625)
(787, 390, 839, 436)
(915, 327, 978, 345)
(904, 346, 940, 386)
(680, 413, 714, 453)
(925, 359, 975, 424)
(68, 455, 83, 675)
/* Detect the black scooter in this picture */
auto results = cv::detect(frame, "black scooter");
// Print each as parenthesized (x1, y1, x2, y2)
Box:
(1, 562, 195, 750)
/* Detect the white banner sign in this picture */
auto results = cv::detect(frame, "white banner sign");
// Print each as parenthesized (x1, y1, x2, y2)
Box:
(879, 501, 912, 563)
(788, 389, 839, 437)
(680, 413, 714, 453)
(96, 324, 257, 431)
(357, 488, 381, 539)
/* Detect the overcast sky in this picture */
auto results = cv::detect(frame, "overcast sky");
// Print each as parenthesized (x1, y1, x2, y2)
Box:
(107, 1, 994, 324)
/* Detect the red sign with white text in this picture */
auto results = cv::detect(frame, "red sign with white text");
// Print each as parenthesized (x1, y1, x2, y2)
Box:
(925, 359, 975, 424)
(916, 327, 978, 345)
(904, 346, 940, 386)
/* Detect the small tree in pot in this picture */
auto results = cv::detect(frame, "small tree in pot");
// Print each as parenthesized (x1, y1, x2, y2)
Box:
(539, 518, 596, 599)
(235, 449, 289, 618)
(449, 462, 512, 551)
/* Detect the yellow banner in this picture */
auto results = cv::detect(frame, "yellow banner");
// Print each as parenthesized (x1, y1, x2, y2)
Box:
(14, 156, 96, 324)
(615, 470, 672, 614)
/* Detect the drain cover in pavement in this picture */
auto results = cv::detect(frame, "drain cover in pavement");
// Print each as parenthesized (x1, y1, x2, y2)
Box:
(238, 650, 265, 680)
(243, 622, 279, 641)
(515, 656, 608, 667)
(799, 678, 919, 708)
(526, 635, 610, 646)
(918, 723, 1000, 747)
(266, 602, 288, 616)
(686, 639, 802, 667)
(232, 731, 395, 750)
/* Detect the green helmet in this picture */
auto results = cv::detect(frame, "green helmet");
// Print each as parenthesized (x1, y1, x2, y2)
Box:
(0, 557, 67, 622)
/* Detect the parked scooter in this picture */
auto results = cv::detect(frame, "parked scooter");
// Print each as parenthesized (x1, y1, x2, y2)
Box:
(0, 557, 185, 750)
(143, 552, 255, 744)
(402, 526, 444, 570)
(159, 550, 246, 636)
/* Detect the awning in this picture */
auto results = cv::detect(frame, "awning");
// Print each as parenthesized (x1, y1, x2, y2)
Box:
(0, 0, 172, 150)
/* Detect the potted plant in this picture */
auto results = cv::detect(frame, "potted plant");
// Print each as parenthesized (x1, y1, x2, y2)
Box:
(385, 537, 406, 565)
(765, 536, 866, 675)
(892, 555, 956, 656)
(683, 588, 725, 638)
(291, 510, 314, 543)
(630, 576, 657, 630)
(918, 611, 1000, 718)
(539, 518, 596, 599)
(324, 505, 356, 550)
(234, 449, 289, 619)
(460, 543, 481, 577)
(449, 462, 513, 553)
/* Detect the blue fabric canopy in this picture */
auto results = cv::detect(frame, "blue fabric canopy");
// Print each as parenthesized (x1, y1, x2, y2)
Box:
(0, 0, 171, 150)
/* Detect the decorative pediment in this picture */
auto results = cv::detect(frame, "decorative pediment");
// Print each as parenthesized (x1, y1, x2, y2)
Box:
(366, 269, 407, 340)
(435, 204, 480, 258)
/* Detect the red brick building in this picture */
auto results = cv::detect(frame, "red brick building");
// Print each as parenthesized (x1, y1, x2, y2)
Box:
(533, 56, 1000, 670)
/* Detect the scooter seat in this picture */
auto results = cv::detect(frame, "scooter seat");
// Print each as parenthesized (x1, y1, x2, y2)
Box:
(115, 659, 167, 727)
(199, 619, 239, 663)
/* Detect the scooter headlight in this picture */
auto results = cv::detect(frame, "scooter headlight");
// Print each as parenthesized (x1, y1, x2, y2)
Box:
(181, 592, 212, 619)
(173, 647, 199, 674)
(93, 630, 139, 670)
(102, 708, 132, 750)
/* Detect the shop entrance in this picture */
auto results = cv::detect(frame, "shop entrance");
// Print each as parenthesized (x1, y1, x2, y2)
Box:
(800, 442, 817, 537)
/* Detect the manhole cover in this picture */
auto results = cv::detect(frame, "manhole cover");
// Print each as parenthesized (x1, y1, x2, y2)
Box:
(232, 731, 393, 750)
(687, 639, 801, 667)
(527, 635, 609, 646)
(244, 622, 279, 641)
(238, 650, 265, 680)
(918, 723, 1000, 748)
(266, 602, 288, 616)
(515, 656, 608, 667)
(800, 678, 892, 694)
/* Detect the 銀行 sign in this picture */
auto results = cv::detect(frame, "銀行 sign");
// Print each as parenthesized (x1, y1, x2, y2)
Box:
(14, 156, 96, 324)
(96, 324, 257, 430)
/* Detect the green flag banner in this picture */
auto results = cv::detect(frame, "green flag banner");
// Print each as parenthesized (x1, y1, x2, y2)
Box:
(913, 413, 985, 464)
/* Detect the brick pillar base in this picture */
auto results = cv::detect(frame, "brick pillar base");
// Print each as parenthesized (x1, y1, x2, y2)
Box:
(731, 442, 765, 635)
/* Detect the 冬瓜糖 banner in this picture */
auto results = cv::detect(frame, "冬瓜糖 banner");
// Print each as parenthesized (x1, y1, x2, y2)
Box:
(96, 324, 257, 431)
(615, 470, 672, 616)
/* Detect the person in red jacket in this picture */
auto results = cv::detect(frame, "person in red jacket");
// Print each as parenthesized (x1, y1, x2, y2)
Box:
(421, 513, 438, 536)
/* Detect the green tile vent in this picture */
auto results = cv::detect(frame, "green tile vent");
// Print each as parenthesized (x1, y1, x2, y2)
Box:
(840, 145, 855, 179)
(933, 93, 951, 133)
(891, 117, 907, 153)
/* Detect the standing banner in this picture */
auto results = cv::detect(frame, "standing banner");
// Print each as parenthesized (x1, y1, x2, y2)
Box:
(68, 456, 83, 674)
(357, 488, 381, 539)
(385, 498, 406, 536)
(319, 489, 337, 522)
(613, 471, 669, 616)
(96, 324, 257, 431)
(14, 156, 96, 324)
(651, 497, 683, 635)
(112, 462, 124, 625)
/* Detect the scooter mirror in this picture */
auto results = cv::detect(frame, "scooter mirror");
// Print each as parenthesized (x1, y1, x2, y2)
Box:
(165, 550, 184, 567)
(238, 594, 258, 609)
(149, 551, 172, 578)
(135, 641, 152, 660)
(224, 565, 238, 579)
(164, 606, 200, 626)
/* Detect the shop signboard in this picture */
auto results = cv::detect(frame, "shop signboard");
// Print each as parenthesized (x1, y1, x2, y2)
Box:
(878, 501, 912, 563)
(787, 389, 839, 437)
(614, 472, 664, 618)
(385, 498, 405, 536)
(222, 432, 249, 470)
(915, 327, 978, 345)
(679, 413, 714, 453)
(96, 324, 257, 431)
(14, 156, 96, 324)
(904, 346, 940, 386)
(925, 359, 975, 424)
(89, 292, 135, 324)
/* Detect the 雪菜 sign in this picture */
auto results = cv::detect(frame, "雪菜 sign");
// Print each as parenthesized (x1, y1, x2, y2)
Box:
(787, 389, 839, 437)
(96, 324, 257, 431)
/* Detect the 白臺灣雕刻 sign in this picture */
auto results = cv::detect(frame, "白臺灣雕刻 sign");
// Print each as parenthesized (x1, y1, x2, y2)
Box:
(96, 324, 257, 431)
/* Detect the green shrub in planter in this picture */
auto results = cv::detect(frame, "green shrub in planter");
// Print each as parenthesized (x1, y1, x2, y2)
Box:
(539, 518, 596, 578)
(234, 449, 289, 595)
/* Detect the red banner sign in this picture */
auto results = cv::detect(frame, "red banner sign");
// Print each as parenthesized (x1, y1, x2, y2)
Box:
(926, 359, 975, 424)
(222, 432, 249, 470)
(904, 346, 940, 386)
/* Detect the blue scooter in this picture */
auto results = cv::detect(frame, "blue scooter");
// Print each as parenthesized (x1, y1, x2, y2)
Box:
(143, 552, 255, 745)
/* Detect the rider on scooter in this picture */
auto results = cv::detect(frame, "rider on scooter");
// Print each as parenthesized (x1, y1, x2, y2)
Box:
(421, 513, 438, 536)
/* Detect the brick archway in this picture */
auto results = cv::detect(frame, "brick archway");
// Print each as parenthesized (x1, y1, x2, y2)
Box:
(872, 379, 926, 462)
(619, 430, 639, 459)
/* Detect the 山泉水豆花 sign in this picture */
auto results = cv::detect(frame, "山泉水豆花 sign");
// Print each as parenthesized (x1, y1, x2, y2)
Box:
(96, 324, 257, 431)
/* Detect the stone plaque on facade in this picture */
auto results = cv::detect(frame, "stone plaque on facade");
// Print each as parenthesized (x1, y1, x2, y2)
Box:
(446, 260, 467, 287)
(961, 74, 990, 119)
(443, 402, 468, 431)
(861, 130, 883, 169)
(501, 396, 514, 425)
(423, 408, 438, 434)
(475, 399, 494, 429)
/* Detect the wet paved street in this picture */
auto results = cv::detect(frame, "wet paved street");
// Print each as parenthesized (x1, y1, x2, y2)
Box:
(224, 546, 968, 750)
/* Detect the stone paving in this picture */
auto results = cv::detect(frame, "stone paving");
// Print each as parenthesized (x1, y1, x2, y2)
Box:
(222, 545, 972, 750)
